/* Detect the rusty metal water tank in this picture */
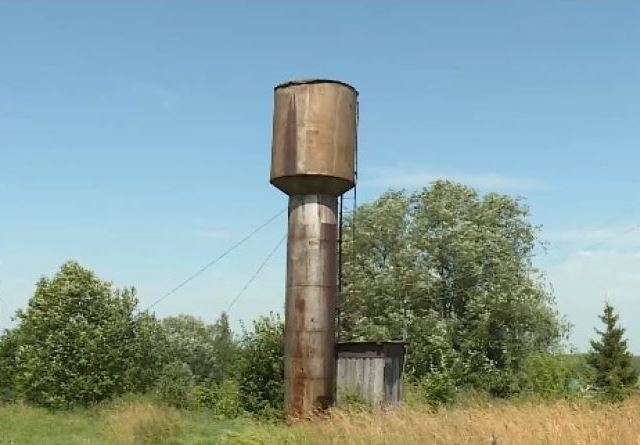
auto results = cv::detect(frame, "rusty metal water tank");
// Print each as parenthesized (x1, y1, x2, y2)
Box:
(270, 79, 358, 196)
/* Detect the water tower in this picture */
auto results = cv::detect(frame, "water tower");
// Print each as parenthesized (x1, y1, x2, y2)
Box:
(270, 79, 358, 417)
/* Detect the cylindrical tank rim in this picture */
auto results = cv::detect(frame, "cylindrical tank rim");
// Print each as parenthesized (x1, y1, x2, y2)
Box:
(275, 78, 358, 95)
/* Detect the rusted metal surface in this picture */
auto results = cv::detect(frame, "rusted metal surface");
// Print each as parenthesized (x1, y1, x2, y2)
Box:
(269, 79, 357, 418)
(284, 194, 338, 417)
(270, 79, 358, 196)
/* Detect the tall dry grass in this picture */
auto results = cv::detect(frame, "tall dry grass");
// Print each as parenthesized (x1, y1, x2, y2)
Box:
(104, 399, 182, 444)
(220, 396, 640, 445)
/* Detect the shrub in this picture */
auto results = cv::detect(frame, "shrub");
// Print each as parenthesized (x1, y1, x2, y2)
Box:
(0, 329, 18, 402)
(156, 361, 195, 409)
(210, 312, 240, 382)
(213, 379, 243, 418)
(189, 381, 218, 410)
(520, 353, 592, 398)
(236, 314, 284, 418)
(124, 312, 171, 394)
(12, 261, 167, 409)
(417, 370, 458, 407)
(160, 312, 239, 390)
(162, 315, 221, 383)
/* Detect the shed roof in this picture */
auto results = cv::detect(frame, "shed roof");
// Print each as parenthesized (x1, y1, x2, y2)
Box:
(336, 341, 406, 359)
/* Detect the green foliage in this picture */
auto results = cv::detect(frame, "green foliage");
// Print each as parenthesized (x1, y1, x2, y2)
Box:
(157, 312, 242, 413)
(587, 303, 638, 402)
(520, 353, 593, 398)
(236, 314, 284, 418)
(186, 379, 242, 417)
(0, 401, 250, 445)
(124, 312, 172, 393)
(189, 381, 219, 410)
(218, 426, 296, 445)
(417, 370, 458, 407)
(339, 182, 566, 396)
(10, 261, 167, 409)
(339, 389, 370, 410)
(211, 313, 239, 382)
(162, 313, 237, 384)
(212, 379, 243, 418)
(0, 329, 18, 402)
(161, 314, 217, 381)
(405, 311, 463, 380)
(156, 361, 195, 409)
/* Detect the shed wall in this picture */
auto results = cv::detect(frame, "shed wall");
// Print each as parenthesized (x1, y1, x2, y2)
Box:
(384, 355, 403, 406)
(336, 342, 405, 407)
(336, 356, 385, 406)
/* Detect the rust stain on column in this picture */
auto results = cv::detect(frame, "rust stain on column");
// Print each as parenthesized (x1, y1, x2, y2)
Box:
(270, 79, 357, 418)
(285, 194, 338, 416)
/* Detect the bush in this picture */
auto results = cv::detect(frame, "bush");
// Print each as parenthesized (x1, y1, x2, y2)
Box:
(162, 315, 221, 383)
(124, 312, 171, 394)
(12, 261, 168, 409)
(189, 381, 218, 410)
(520, 353, 592, 399)
(417, 370, 458, 407)
(0, 329, 18, 402)
(155, 361, 243, 416)
(213, 379, 243, 418)
(156, 361, 195, 409)
(236, 314, 284, 418)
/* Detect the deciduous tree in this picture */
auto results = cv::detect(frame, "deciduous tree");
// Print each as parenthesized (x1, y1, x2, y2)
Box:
(11, 261, 166, 408)
(339, 181, 565, 396)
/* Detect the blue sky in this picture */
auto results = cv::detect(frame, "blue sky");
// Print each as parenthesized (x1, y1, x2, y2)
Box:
(1, 1, 639, 351)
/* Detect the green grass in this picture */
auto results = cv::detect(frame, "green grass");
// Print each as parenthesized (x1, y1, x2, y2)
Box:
(176, 412, 249, 445)
(0, 402, 249, 445)
(0, 404, 108, 445)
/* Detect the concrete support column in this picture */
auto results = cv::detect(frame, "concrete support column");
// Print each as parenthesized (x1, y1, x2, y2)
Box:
(284, 194, 338, 417)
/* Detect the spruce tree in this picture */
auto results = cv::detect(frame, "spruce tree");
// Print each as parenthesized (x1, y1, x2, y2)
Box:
(587, 303, 638, 401)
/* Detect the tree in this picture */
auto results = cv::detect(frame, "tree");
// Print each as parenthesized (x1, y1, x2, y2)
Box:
(236, 313, 284, 417)
(11, 261, 167, 408)
(123, 312, 170, 393)
(0, 329, 19, 401)
(210, 312, 239, 381)
(161, 314, 220, 382)
(160, 312, 238, 384)
(339, 181, 565, 396)
(587, 303, 638, 401)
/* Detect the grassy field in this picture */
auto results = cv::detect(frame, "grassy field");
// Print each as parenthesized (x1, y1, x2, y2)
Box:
(222, 396, 640, 445)
(2, 396, 640, 445)
(0, 400, 247, 445)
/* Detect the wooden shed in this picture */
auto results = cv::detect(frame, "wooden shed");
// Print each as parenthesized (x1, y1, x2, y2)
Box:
(336, 341, 406, 407)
